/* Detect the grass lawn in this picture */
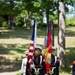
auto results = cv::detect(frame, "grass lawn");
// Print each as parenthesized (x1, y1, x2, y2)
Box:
(0, 27, 75, 75)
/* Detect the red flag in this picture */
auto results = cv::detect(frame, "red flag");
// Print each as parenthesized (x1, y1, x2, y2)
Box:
(45, 25, 52, 73)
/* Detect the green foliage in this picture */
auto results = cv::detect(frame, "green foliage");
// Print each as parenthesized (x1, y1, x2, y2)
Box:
(2, 21, 8, 27)
(16, 19, 24, 27)
(0, 0, 75, 29)
(66, 18, 75, 26)
(0, 0, 15, 15)
(53, 23, 58, 28)
(33, 2, 41, 7)
(37, 22, 47, 28)
(53, 20, 58, 28)
(0, 21, 8, 27)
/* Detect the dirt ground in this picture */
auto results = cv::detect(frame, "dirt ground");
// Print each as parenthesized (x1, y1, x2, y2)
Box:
(0, 71, 17, 75)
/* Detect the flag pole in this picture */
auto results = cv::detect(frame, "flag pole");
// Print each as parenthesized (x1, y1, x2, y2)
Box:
(34, 18, 37, 47)
(45, 21, 53, 74)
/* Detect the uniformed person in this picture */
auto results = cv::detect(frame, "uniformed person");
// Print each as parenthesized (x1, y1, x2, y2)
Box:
(21, 51, 28, 75)
(51, 47, 60, 75)
(31, 46, 46, 75)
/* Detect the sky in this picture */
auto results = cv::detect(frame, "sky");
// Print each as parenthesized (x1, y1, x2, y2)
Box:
(66, 5, 75, 18)
(43, 5, 75, 23)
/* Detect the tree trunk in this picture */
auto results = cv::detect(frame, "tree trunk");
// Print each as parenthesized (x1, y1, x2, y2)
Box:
(41, 11, 43, 23)
(24, 17, 27, 27)
(8, 16, 13, 29)
(25, 11, 31, 29)
(58, 1, 65, 68)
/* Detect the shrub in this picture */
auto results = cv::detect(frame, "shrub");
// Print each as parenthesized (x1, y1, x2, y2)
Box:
(37, 22, 47, 28)
(2, 21, 8, 27)
(16, 20, 24, 27)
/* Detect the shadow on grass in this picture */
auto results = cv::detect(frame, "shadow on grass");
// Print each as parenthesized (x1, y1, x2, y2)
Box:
(0, 27, 32, 39)
(66, 30, 75, 36)
(0, 56, 21, 72)
(0, 44, 29, 54)
(0, 27, 58, 38)
(0, 27, 32, 35)
(54, 27, 75, 36)
(60, 47, 75, 73)
(0, 44, 30, 72)
(0, 27, 75, 38)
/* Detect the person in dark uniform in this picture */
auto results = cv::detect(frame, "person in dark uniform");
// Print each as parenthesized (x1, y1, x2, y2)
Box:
(31, 46, 46, 75)
(51, 47, 60, 75)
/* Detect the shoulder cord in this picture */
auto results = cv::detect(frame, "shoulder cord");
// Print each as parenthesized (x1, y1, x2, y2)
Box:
(40, 55, 43, 64)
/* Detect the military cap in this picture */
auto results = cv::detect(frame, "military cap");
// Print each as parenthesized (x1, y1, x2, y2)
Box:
(34, 46, 42, 51)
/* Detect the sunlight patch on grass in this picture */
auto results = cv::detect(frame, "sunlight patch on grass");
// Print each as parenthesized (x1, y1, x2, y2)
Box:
(9, 50, 19, 55)
(9, 50, 25, 60)
(37, 37, 44, 45)
(66, 49, 70, 52)
(0, 29, 12, 33)
(0, 38, 30, 44)
(66, 27, 75, 32)
(16, 70, 21, 75)
(66, 37, 75, 47)
(59, 73, 71, 75)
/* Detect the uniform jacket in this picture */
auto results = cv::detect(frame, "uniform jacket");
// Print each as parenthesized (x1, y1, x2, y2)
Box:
(21, 58, 28, 75)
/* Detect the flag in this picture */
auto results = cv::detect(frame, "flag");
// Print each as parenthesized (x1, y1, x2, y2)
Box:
(49, 20, 54, 46)
(27, 19, 37, 65)
(45, 24, 52, 73)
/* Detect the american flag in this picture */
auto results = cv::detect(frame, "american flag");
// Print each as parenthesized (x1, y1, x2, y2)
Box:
(27, 19, 37, 65)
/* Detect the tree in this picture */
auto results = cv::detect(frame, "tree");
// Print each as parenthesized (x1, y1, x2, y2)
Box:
(39, 0, 57, 26)
(58, 1, 65, 68)
(58, 0, 75, 68)
(0, 0, 22, 28)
